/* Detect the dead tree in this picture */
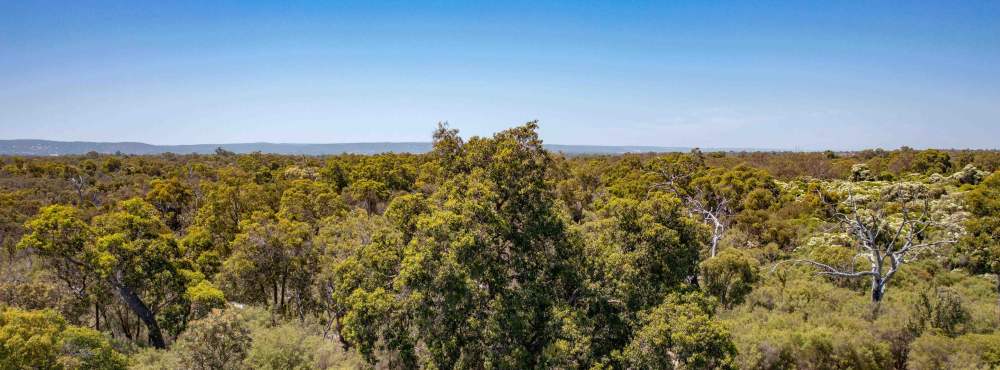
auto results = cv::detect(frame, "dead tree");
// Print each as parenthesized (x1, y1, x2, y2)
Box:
(69, 173, 89, 205)
(68, 172, 101, 207)
(652, 162, 730, 257)
(784, 185, 954, 305)
(685, 191, 729, 258)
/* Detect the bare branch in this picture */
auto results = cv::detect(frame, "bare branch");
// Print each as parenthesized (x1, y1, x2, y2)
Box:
(771, 259, 876, 278)
(790, 184, 954, 304)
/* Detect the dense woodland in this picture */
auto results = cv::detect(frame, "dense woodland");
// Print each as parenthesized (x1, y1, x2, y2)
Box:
(2, 123, 1000, 369)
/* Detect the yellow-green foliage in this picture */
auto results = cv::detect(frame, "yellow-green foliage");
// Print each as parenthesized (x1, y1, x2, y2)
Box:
(725, 273, 900, 369)
(0, 308, 126, 370)
(700, 248, 760, 308)
(185, 280, 226, 318)
(4, 126, 1000, 369)
(620, 292, 736, 370)
(130, 307, 363, 370)
(727, 255, 1000, 370)
(248, 322, 361, 370)
(955, 171, 1000, 275)
(170, 308, 252, 370)
(908, 332, 1000, 369)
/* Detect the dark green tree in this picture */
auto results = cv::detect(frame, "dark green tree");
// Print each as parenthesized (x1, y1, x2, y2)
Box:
(954, 171, 1000, 317)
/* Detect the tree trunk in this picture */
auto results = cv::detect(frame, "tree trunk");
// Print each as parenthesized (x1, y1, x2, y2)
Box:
(117, 306, 132, 341)
(272, 283, 279, 309)
(871, 278, 885, 303)
(94, 302, 100, 331)
(870, 278, 885, 318)
(117, 284, 166, 349)
(279, 275, 287, 314)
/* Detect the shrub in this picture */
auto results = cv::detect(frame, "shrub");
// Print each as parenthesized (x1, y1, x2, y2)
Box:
(170, 309, 252, 370)
(185, 280, 226, 319)
(851, 164, 876, 182)
(620, 292, 737, 369)
(700, 248, 760, 308)
(908, 332, 1000, 370)
(246, 324, 320, 370)
(0, 308, 127, 370)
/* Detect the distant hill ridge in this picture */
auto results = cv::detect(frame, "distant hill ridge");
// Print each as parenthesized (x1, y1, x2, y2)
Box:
(0, 139, 762, 156)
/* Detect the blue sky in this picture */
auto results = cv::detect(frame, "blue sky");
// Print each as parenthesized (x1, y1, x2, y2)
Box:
(1, 1, 999, 149)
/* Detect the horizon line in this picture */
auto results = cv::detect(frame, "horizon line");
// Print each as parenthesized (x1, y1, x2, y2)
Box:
(2, 138, 999, 154)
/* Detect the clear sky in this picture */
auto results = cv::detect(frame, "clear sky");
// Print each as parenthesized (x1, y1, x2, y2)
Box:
(2, 1, 999, 150)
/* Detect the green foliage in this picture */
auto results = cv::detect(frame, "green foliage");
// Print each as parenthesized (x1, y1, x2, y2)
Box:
(345, 179, 389, 214)
(584, 193, 702, 310)
(389, 122, 588, 368)
(17, 205, 91, 264)
(90, 198, 181, 289)
(908, 332, 1000, 369)
(341, 288, 412, 366)
(93, 199, 190, 343)
(431, 122, 466, 175)
(180, 226, 221, 276)
(19, 199, 190, 348)
(146, 178, 193, 230)
(319, 159, 350, 192)
(5, 125, 1000, 369)
(383, 193, 429, 242)
(219, 212, 319, 317)
(912, 149, 952, 175)
(246, 323, 323, 370)
(908, 287, 971, 337)
(277, 179, 346, 227)
(132, 307, 363, 370)
(192, 170, 273, 249)
(185, 280, 226, 319)
(551, 155, 602, 223)
(851, 163, 876, 182)
(700, 248, 760, 308)
(620, 292, 736, 369)
(578, 192, 705, 363)
(727, 276, 898, 369)
(170, 309, 252, 370)
(0, 308, 126, 370)
(956, 171, 1000, 274)
(316, 210, 404, 362)
(0, 281, 70, 313)
(690, 165, 779, 215)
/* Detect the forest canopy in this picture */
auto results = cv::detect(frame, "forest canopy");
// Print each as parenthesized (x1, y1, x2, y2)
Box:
(2, 123, 999, 369)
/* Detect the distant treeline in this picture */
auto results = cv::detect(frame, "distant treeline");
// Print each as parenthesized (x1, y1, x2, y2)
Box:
(1, 139, 715, 156)
(2, 124, 999, 369)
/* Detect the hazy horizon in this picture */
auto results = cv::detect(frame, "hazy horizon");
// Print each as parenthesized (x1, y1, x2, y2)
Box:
(2, 138, 996, 155)
(4, 129, 999, 151)
(3, 1, 1000, 150)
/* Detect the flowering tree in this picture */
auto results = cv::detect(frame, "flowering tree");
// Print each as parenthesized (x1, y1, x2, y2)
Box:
(787, 184, 956, 305)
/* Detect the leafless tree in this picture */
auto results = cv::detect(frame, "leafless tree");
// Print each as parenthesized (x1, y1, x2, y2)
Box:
(652, 160, 730, 257)
(779, 185, 955, 305)
(68, 172, 101, 207)
(69, 173, 89, 205)
(685, 190, 730, 258)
